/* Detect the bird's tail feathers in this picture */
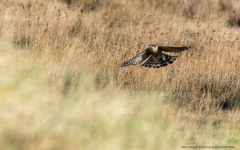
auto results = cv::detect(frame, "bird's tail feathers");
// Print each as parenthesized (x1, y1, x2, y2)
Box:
(142, 54, 178, 68)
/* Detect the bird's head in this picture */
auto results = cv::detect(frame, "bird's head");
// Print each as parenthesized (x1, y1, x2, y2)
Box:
(148, 44, 156, 49)
(148, 44, 158, 52)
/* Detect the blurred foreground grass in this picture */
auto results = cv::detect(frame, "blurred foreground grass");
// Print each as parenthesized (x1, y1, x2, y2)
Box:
(0, 37, 240, 149)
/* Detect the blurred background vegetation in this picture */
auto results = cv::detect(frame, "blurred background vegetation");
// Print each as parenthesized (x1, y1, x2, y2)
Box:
(0, 0, 240, 149)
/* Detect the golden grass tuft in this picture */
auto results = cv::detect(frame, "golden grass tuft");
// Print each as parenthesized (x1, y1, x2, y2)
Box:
(1, 0, 240, 149)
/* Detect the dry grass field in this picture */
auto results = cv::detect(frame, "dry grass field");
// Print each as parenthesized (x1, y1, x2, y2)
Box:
(1, 0, 240, 149)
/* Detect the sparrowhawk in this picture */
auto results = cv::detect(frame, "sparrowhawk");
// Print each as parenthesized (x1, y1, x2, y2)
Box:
(121, 44, 191, 68)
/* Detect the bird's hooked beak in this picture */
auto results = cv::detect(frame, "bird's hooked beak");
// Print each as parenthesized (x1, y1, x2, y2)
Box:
(148, 45, 153, 49)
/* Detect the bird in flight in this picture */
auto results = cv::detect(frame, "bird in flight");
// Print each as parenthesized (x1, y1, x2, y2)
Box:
(121, 44, 191, 68)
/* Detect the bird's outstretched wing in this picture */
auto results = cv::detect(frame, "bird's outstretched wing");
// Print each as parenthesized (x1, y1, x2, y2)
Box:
(159, 46, 191, 53)
(142, 53, 178, 68)
(121, 49, 150, 67)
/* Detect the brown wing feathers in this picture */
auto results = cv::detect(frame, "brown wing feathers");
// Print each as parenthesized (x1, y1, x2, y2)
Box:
(121, 50, 150, 67)
(159, 46, 191, 53)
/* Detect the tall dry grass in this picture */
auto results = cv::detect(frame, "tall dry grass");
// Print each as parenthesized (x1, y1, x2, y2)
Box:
(1, 0, 240, 149)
